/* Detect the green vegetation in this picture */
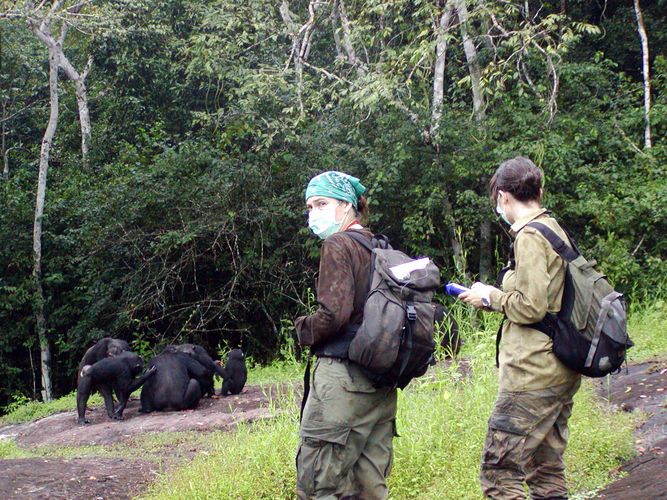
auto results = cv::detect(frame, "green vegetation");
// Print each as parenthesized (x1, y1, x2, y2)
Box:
(0, 392, 101, 426)
(627, 300, 667, 360)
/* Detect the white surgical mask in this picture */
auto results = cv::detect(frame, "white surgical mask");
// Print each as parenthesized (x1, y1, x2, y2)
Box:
(308, 206, 342, 239)
(496, 198, 510, 225)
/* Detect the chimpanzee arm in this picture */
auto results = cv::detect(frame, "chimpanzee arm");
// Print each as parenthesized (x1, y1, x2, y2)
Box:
(214, 359, 227, 378)
(127, 365, 157, 393)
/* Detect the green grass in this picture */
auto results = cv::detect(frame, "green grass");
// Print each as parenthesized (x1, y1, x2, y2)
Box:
(0, 392, 102, 426)
(627, 299, 667, 361)
(0, 439, 35, 459)
(246, 359, 303, 385)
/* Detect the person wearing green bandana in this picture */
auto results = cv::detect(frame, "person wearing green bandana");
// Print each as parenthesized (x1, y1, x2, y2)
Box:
(295, 171, 397, 500)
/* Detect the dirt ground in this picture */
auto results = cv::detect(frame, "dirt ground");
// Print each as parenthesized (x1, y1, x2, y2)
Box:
(0, 360, 665, 500)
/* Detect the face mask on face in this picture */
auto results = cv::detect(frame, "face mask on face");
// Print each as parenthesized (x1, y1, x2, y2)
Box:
(308, 206, 343, 239)
(496, 196, 510, 225)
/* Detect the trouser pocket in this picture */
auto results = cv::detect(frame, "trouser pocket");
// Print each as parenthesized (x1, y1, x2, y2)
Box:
(297, 422, 352, 498)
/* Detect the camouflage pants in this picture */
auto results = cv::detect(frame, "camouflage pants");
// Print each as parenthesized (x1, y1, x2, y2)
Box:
(297, 357, 397, 500)
(480, 378, 582, 500)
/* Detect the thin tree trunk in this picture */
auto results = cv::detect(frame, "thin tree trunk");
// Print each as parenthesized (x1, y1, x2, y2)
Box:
(455, 0, 485, 122)
(478, 219, 492, 282)
(2, 102, 6, 179)
(431, 2, 454, 137)
(338, 0, 366, 75)
(633, 0, 652, 149)
(32, 42, 59, 402)
(560, 0, 568, 15)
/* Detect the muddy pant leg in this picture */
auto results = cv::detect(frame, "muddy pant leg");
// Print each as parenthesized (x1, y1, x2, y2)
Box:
(480, 379, 581, 500)
(524, 380, 579, 500)
(351, 418, 394, 500)
(479, 424, 528, 499)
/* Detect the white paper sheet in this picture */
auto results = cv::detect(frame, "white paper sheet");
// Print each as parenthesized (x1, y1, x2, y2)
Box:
(389, 257, 431, 280)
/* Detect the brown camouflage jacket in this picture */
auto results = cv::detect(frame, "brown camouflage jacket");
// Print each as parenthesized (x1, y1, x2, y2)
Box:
(295, 228, 373, 349)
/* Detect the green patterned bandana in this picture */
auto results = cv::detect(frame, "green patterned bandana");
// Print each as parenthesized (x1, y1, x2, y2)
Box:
(304, 171, 366, 208)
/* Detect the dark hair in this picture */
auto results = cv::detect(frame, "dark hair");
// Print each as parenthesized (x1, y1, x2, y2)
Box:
(489, 156, 543, 204)
(354, 195, 370, 225)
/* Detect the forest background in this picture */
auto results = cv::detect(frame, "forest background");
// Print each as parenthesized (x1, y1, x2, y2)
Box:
(0, 0, 665, 410)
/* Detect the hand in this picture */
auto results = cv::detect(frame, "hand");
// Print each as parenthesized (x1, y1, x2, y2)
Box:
(459, 282, 495, 310)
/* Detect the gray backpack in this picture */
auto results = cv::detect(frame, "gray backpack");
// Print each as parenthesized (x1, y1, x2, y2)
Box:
(527, 222, 633, 377)
(346, 233, 441, 389)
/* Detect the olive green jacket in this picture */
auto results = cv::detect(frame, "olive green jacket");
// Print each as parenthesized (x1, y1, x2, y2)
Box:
(488, 208, 580, 392)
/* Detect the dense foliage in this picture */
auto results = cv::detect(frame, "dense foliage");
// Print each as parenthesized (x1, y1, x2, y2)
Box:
(0, 0, 665, 407)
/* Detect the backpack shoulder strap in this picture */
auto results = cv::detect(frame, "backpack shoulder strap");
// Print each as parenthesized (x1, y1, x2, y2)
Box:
(526, 222, 579, 263)
(345, 230, 374, 252)
(345, 231, 391, 252)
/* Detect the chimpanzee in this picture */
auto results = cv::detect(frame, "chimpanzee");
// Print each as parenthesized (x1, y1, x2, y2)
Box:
(76, 351, 156, 425)
(78, 337, 131, 372)
(433, 303, 461, 358)
(139, 351, 210, 412)
(77, 337, 132, 409)
(163, 343, 225, 397)
(219, 349, 247, 396)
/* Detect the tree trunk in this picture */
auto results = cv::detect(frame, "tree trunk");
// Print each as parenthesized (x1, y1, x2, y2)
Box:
(32, 42, 59, 402)
(633, 0, 652, 149)
(430, 2, 454, 137)
(560, 0, 568, 15)
(2, 102, 7, 179)
(455, 0, 485, 122)
(478, 218, 492, 282)
(338, 0, 366, 75)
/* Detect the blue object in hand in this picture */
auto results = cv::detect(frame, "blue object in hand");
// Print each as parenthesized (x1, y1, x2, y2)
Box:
(445, 282, 470, 297)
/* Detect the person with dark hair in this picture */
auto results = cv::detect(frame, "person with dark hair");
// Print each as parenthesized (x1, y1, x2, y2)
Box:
(460, 156, 582, 499)
(295, 171, 397, 499)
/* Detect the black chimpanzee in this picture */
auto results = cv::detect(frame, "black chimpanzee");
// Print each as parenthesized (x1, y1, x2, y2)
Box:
(78, 337, 130, 372)
(434, 303, 461, 358)
(77, 337, 132, 411)
(219, 349, 247, 396)
(163, 343, 225, 397)
(139, 351, 210, 412)
(76, 351, 156, 425)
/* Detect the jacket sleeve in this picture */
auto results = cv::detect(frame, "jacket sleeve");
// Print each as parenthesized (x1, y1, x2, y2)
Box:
(295, 237, 356, 347)
(489, 229, 550, 324)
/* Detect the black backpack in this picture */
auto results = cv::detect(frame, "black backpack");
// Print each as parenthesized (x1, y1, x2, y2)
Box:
(523, 222, 633, 377)
(345, 232, 440, 389)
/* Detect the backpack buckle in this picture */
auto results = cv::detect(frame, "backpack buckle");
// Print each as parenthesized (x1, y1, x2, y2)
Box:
(406, 303, 417, 321)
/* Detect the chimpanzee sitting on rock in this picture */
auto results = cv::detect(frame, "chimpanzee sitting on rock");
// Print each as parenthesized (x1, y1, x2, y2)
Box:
(162, 343, 225, 397)
(139, 350, 210, 412)
(218, 349, 247, 396)
(76, 351, 156, 425)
